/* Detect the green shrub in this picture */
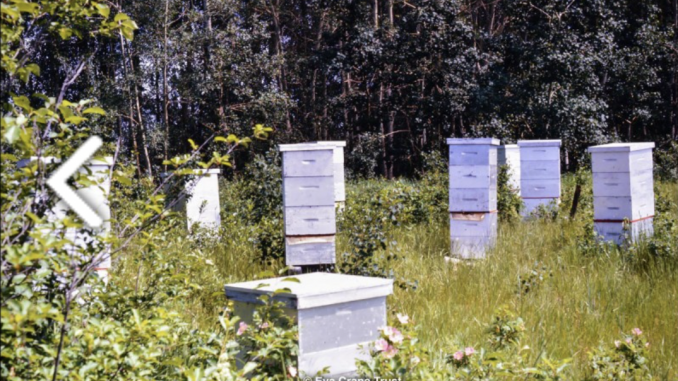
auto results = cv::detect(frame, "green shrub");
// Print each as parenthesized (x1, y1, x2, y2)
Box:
(586, 329, 652, 380)
(497, 164, 523, 222)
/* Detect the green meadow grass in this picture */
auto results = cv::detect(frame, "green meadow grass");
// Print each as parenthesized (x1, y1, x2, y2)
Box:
(116, 177, 677, 379)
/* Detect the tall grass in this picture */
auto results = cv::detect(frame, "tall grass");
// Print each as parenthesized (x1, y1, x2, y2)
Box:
(115, 175, 677, 379)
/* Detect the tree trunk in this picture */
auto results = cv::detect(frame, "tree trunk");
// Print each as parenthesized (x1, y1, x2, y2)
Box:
(163, 0, 170, 171)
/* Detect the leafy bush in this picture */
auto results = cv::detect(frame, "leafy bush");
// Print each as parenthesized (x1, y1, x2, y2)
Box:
(486, 308, 526, 351)
(221, 149, 285, 263)
(229, 284, 302, 380)
(497, 164, 523, 222)
(654, 141, 678, 181)
(358, 308, 576, 380)
(516, 262, 552, 297)
(586, 328, 652, 380)
(357, 313, 429, 379)
(418, 151, 449, 224)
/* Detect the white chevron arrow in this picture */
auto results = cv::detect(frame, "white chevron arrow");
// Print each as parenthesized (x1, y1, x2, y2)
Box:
(46, 136, 104, 228)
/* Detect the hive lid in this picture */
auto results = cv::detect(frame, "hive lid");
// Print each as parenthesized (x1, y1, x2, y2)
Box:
(279, 143, 335, 152)
(499, 144, 519, 149)
(587, 142, 655, 153)
(315, 141, 347, 147)
(446, 138, 500, 146)
(517, 139, 562, 147)
(224, 273, 393, 309)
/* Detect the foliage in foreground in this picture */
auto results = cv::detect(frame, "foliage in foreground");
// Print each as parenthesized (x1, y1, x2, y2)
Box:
(358, 308, 654, 380)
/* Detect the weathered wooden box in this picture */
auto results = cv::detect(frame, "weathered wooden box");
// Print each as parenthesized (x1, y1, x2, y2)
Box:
(518, 140, 561, 214)
(280, 144, 334, 177)
(448, 165, 498, 189)
(450, 235, 497, 259)
(588, 143, 655, 243)
(224, 273, 393, 377)
(448, 139, 498, 166)
(283, 206, 336, 236)
(448, 189, 498, 213)
(449, 212, 497, 259)
(520, 178, 561, 198)
(315, 141, 347, 204)
(450, 212, 498, 236)
(498, 144, 521, 193)
(447, 138, 499, 213)
(285, 237, 336, 266)
(594, 218, 654, 245)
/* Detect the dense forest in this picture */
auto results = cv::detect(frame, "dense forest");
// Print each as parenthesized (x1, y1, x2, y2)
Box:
(2, 0, 677, 178)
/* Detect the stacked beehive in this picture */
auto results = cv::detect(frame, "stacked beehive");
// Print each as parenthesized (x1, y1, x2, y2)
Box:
(447, 138, 499, 259)
(280, 144, 336, 266)
(498, 144, 521, 194)
(518, 140, 562, 215)
(587, 143, 655, 244)
(315, 141, 347, 209)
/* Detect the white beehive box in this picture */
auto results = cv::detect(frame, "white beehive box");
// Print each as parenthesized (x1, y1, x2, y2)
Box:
(594, 217, 654, 245)
(285, 236, 336, 266)
(449, 212, 497, 259)
(315, 141, 347, 204)
(498, 144, 521, 193)
(588, 142, 655, 243)
(224, 273, 393, 377)
(447, 138, 500, 212)
(518, 140, 561, 215)
(184, 169, 221, 231)
(280, 144, 336, 266)
(163, 169, 222, 232)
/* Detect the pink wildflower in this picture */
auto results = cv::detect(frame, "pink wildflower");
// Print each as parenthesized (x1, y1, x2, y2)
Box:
(383, 345, 398, 359)
(383, 326, 403, 344)
(375, 338, 390, 352)
(453, 350, 464, 361)
(390, 329, 404, 344)
(259, 322, 269, 329)
(632, 328, 643, 336)
(287, 366, 297, 377)
(237, 322, 248, 336)
(614, 340, 621, 348)
(396, 313, 409, 325)
(625, 338, 632, 344)
(465, 347, 475, 356)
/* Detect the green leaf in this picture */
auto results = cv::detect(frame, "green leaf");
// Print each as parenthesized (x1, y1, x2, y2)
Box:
(14, 2, 39, 14)
(65, 116, 87, 125)
(114, 13, 130, 22)
(59, 27, 73, 40)
(4, 124, 21, 144)
(25, 63, 40, 76)
(83, 107, 106, 115)
(188, 139, 198, 150)
(12, 95, 32, 111)
(94, 3, 110, 18)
